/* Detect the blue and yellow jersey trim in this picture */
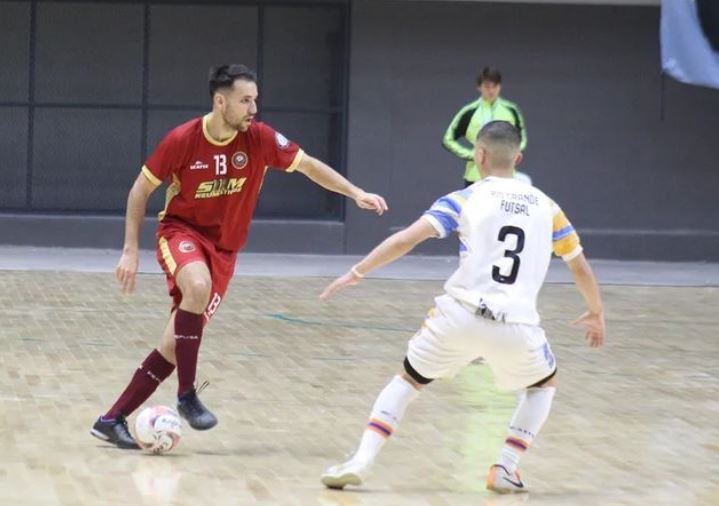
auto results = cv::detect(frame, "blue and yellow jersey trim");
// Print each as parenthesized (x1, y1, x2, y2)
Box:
(551, 201, 582, 260)
(422, 186, 473, 238)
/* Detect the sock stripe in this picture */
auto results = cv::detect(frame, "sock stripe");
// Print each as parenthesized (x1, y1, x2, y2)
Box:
(367, 424, 391, 438)
(367, 419, 393, 438)
(505, 437, 529, 451)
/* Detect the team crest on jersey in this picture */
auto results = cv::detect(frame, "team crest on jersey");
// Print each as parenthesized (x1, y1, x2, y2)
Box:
(275, 132, 290, 150)
(179, 241, 196, 253)
(231, 151, 248, 169)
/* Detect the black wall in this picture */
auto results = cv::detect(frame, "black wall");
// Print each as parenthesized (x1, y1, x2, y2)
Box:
(0, 0, 348, 220)
(1, 0, 718, 261)
(346, 0, 719, 261)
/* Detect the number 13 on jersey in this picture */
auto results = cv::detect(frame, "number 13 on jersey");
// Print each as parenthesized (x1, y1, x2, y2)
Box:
(213, 154, 227, 175)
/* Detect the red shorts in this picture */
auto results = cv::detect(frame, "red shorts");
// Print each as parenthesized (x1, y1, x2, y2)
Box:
(155, 223, 237, 323)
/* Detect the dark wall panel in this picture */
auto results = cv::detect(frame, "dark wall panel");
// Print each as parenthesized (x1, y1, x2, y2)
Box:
(146, 109, 205, 157)
(0, 108, 29, 209)
(348, 1, 719, 260)
(0, 2, 30, 102)
(32, 108, 142, 211)
(35, 3, 143, 104)
(256, 111, 341, 218)
(262, 6, 343, 109)
(0, 1, 345, 227)
(343, 0, 395, 253)
(148, 5, 258, 106)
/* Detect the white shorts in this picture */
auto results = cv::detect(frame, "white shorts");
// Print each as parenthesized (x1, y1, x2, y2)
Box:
(406, 294, 556, 391)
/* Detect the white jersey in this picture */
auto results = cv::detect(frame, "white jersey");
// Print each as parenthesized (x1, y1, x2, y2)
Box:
(422, 176, 582, 325)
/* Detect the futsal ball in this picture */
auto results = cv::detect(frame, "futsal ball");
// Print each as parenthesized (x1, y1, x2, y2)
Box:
(134, 405, 182, 454)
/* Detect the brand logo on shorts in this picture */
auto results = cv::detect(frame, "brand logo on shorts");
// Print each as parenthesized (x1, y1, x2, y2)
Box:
(231, 151, 248, 169)
(178, 241, 195, 253)
(275, 132, 290, 150)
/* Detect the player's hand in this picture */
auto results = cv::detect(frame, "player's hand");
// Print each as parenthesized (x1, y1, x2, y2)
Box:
(320, 270, 362, 300)
(116, 249, 139, 295)
(572, 311, 605, 348)
(354, 191, 388, 215)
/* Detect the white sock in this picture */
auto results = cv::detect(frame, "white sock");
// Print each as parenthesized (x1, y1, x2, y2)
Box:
(496, 386, 556, 473)
(352, 375, 420, 464)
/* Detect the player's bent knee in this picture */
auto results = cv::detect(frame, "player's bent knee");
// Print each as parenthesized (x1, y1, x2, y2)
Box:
(188, 277, 212, 298)
(403, 357, 434, 387)
(182, 277, 212, 307)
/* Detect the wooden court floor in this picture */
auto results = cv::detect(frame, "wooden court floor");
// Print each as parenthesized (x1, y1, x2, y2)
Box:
(0, 270, 717, 506)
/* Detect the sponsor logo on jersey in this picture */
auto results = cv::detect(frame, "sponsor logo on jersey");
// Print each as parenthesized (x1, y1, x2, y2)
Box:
(231, 151, 248, 169)
(275, 132, 290, 150)
(179, 241, 196, 253)
(189, 160, 209, 170)
(195, 177, 247, 199)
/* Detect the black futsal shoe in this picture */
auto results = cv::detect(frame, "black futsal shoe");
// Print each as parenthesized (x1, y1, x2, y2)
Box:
(90, 415, 141, 449)
(177, 389, 218, 430)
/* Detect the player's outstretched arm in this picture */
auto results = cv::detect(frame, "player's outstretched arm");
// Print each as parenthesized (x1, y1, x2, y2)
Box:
(116, 173, 157, 295)
(320, 218, 438, 300)
(566, 252, 605, 347)
(295, 155, 387, 215)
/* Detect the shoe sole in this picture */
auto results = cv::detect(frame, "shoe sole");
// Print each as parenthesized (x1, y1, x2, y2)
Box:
(90, 428, 141, 450)
(183, 417, 218, 431)
(90, 428, 109, 442)
(486, 469, 527, 495)
(178, 411, 218, 431)
(321, 472, 363, 490)
(486, 484, 528, 494)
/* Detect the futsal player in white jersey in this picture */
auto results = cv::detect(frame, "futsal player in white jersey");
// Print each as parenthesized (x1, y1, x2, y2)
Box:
(319, 121, 605, 494)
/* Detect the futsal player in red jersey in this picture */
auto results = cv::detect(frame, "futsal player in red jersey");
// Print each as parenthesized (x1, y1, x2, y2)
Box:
(91, 64, 388, 449)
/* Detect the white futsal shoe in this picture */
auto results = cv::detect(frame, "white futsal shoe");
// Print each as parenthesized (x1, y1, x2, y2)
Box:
(486, 464, 527, 494)
(321, 458, 372, 490)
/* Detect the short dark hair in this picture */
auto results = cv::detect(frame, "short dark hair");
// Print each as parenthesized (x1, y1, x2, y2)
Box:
(476, 67, 502, 86)
(476, 121, 520, 168)
(208, 64, 257, 98)
(476, 120, 520, 146)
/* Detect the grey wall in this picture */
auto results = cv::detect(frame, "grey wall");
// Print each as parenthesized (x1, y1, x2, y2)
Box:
(346, 0, 719, 261)
(0, 0, 347, 220)
(1, 0, 717, 261)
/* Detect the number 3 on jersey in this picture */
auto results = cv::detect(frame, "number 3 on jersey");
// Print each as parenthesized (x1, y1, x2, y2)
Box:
(492, 226, 525, 284)
(213, 154, 227, 175)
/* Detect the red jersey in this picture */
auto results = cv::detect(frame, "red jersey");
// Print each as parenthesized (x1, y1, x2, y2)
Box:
(142, 115, 303, 252)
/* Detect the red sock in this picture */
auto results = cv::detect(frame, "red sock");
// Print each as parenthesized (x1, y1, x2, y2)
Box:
(174, 308, 204, 397)
(105, 349, 175, 419)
